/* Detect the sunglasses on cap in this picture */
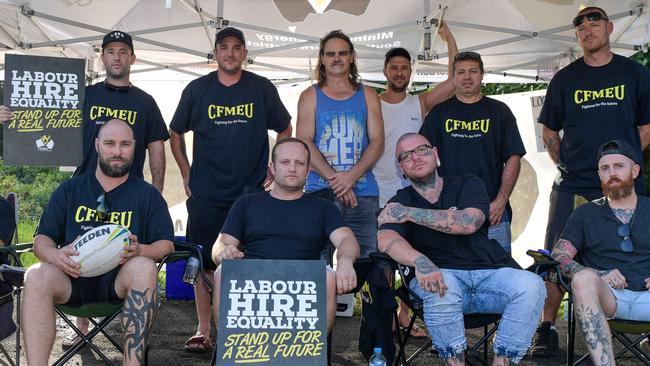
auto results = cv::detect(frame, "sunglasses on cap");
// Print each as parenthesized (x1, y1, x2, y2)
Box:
(573, 11, 608, 27)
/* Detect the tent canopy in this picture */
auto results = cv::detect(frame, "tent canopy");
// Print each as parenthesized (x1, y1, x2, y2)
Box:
(0, 0, 648, 85)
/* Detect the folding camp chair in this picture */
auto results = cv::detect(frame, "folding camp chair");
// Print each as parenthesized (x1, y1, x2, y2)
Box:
(390, 257, 501, 366)
(22, 239, 206, 366)
(525, 249, 650, 365)
(0, 242, 35, 366)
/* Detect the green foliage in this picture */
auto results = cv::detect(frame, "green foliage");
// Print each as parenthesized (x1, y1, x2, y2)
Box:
(481, 83, 547, 95)
(0, 160, 71, 223)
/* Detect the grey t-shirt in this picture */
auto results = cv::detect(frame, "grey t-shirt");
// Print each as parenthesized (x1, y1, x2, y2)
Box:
(561, 195, 650, 291)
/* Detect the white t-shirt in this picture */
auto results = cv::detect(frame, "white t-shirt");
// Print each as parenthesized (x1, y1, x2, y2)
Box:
(373, 94, 422, 206)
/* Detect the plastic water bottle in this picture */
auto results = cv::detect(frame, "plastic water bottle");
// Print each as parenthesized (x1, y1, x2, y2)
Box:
(182, 257, 200, 285)
(369, 347, 387, 366)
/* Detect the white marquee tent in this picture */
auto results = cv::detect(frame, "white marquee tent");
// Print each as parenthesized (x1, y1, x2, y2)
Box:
(1, 0, 648, 85)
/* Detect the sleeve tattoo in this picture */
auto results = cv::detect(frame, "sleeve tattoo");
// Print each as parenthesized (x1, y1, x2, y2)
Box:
(551, 239, 587, 278)
(414, 255, 439, 274)
(408, 208, 483, 234)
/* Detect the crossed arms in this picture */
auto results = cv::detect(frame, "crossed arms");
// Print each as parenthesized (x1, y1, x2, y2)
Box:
(377, 204, 485, 296)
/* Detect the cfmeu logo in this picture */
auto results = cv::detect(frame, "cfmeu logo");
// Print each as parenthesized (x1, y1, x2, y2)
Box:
(36, 135, 54, 151)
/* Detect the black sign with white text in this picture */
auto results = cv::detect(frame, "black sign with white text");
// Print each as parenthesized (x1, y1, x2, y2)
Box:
(216, 259, 327, 365)
(3, 54, 84, 166)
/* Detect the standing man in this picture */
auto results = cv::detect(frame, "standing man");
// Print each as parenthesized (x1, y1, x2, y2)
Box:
(377, 133, 544, 365)
(419, 51, 525, 254)
(0, 31, 169, 192)
(551, 140, 650, 366)
(21, 119, 174, 366)
(169, 27, 292, 353)
(297, 29, 384, 260)
(532, 6, 650, 356)
(212, 137, 359, 334)
(375, 22, 457, 338)
(0, 30, 170, 349)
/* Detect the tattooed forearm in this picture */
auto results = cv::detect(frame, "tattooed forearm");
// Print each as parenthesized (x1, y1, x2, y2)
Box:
(551, 239, 586, 278)
(121, 288, 157, 364)
(407, 208, 484, 234)
(388, 204, 409, 221)
(414, 255, 438, 274)
(575, 303, 612, 366)
(542, 133, 561, 164)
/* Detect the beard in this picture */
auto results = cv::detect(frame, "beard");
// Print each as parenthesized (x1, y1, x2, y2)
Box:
(98, 155, 133, 178)
(601, 173, 634, 200)
(388, 80, 407, 93)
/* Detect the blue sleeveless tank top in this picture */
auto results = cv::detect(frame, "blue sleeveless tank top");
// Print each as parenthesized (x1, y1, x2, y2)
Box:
(305, 85, 379, 196)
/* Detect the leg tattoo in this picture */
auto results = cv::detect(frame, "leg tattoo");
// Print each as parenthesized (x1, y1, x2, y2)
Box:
(575, 303, 612, 366)
(121, 288, 157, 364)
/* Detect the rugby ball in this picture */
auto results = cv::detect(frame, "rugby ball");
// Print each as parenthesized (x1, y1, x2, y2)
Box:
(70, 224, 131, 277)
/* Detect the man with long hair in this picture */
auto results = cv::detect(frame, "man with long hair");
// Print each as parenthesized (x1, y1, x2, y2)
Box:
(297, 29, 384, 261)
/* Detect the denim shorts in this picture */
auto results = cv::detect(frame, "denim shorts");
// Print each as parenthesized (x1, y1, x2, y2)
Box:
(611, 288, 650, 321)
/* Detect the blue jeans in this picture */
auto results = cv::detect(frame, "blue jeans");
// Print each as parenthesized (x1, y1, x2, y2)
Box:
(308, 190, 379, 260)
(410, 267, 546, 363)
(488, 211, 511, 254)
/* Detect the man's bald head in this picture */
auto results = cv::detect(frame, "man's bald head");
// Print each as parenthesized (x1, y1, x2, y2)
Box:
(97, 118, 134, 141)
(95, 118, 135, 178)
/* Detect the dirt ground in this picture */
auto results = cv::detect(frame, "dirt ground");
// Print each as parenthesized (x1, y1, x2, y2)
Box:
(1, 299, 648, 365)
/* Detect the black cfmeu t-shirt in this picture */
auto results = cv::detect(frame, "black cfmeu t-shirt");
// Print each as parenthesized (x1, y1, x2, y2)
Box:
(220, 192, 344, 260)
(538, 55, 650, 194)
(170, 71, 291, 207)
(0, 197, 15, 244)
(76, 82, 169, 178)
(379, 175, 518, 270)
(561, 195, 650, 291)
(420, 96, 526, 203)
(37, 173, 174, 247)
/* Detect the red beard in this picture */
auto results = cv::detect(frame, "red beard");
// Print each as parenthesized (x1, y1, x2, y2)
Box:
(601, 173, 634, 200)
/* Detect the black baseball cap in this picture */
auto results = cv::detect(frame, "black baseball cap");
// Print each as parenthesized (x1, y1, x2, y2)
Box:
(597, 140, 639, 166)
(215, 27, 246, 46)
(102, 30, 133, 50)
(384, 47, 411, 66)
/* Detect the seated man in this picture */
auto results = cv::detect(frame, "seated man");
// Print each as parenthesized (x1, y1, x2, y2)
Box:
(212, 137, 359, 333)
(22, 119, 174, 366)
(377, 133, 545, 365)
(551, 140, 650, 366)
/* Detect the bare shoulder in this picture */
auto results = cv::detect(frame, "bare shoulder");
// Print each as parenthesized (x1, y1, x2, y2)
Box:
(299, 85, 316, 102)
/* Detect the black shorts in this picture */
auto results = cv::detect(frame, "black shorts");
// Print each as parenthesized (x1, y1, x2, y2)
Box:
(544, 188, 602, 250)
(186, 197, 231, 271)
(65, 267, 121, 307)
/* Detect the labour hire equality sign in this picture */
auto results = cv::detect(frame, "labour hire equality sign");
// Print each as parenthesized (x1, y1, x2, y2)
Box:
(3, 54, 84, 166)
(216, 259, 328, 365)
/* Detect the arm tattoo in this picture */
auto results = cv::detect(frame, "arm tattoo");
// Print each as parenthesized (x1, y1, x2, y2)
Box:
(383, 238, 403, 255)
(388, 204, 409, 221)
(575, 303, 613, 366)
(414, 255, 438, 274)
(596, 270, 612, 278)
(121, 288, 157, 364)
(407, 208, 483, 234)
(551, 239, 586, 278)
